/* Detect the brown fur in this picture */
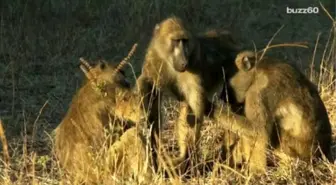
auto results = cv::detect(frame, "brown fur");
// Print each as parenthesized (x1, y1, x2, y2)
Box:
(106, 127, 153, 184)
(54, 46, 152, 184)
(136, 16, 240, 174)
(213, 102, 268, 174)
(215, 50, 333, 174)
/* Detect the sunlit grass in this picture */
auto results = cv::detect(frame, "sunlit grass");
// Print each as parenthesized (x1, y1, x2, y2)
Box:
(0, 0, 335, 184)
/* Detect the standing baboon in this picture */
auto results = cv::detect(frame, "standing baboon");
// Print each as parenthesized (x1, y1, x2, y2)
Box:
(215, 50, 333, 173)
(136, 16, 240, 173)
(54, 45, 153, 184)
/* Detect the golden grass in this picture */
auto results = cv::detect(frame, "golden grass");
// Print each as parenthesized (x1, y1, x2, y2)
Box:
(1, 37, 335, 185)
(0, 1, 335, 185)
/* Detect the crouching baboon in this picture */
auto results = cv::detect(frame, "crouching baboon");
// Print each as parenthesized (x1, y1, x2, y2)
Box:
(54, 44, 153, 184)
(136, 16, 240, 174)
(215, 50, 333, 174)
(106, 127, 153, 184)
(212, 102, 268, 174)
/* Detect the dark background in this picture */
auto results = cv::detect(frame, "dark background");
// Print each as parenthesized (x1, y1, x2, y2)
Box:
(0, 0, 335, 136)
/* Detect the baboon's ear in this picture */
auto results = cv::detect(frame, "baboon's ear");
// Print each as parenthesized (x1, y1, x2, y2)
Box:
(240, 56, 255, 71)
(153, 24, 160, 35)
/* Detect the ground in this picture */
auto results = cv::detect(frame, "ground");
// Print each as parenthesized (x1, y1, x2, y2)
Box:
(0, 0, 335, 184)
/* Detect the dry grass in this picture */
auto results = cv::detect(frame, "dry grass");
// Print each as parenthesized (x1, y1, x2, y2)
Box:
(0, 0, 336, 184)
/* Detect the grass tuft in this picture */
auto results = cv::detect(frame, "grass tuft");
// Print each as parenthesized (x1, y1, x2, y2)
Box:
(0, 0, 335, 184)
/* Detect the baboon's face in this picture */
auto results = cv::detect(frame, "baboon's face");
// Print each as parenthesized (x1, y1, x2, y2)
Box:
(168, 35, 190, 72)
(94, 60, 131, 89)
(153, 17, 193, 72)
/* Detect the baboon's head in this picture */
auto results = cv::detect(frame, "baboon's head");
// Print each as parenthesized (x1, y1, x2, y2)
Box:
(203, 29, 241, 52)
(227, 50, 257, 103)
(234, 50, 257, 72)
(200, 29, 242, 63)
(152, 16, 195, 72)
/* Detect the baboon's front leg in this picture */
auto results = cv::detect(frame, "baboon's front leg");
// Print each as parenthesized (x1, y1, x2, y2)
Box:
(174, 89, 206, 173)
(174, 102, 194, 173)
(175, 102, 191, 161)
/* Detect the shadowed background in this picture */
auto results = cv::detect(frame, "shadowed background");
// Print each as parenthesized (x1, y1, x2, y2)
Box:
(0, 0, 335, 184)
(0, 0, 335, 141)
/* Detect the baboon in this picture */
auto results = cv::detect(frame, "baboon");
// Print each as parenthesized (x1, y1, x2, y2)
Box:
(215, 50, 333, 173)
(212, 102, 267, 174)
(54, 44, 153, 184)
(197, 116, 244, 172)
(106, 127, 153, 184)
(136, 16, 240, 173)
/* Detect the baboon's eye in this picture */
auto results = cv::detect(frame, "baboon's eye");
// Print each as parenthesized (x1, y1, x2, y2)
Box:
(171, 39, 180, 47)
(172, 39, 188, 48)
